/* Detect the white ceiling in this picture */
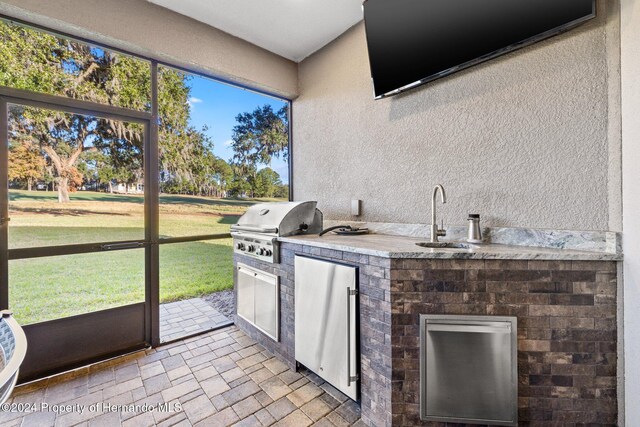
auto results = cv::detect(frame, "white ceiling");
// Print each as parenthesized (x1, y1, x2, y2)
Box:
(146, 0, 364, 62)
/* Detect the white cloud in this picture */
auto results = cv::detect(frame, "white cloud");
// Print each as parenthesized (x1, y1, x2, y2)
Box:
(187, 97, 203, 108)
(224, 139, 234, 147)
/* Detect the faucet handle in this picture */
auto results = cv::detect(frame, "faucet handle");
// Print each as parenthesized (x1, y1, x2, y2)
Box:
(438, 219, 446, 237)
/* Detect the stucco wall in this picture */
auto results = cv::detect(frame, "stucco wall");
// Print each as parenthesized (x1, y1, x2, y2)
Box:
(621, 0, 640, 423)
(0, 0, 298, 99)
(294, 2, 621, 231)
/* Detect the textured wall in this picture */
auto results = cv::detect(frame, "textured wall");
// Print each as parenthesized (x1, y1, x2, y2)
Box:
(0, 0, 298, 98)
(621, 0, 640, 423)
(294, 3, 620, 231)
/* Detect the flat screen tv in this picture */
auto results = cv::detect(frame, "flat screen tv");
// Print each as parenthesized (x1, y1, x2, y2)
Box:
(363, 0, 596, 99)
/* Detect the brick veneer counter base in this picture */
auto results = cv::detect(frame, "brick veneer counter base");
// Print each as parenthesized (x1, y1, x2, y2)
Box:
(234, 243, 618, 427)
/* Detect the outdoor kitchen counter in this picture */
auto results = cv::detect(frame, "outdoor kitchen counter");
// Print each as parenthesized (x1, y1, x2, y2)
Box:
(273, 234, 620, 426)
(278, 233, 622, 261)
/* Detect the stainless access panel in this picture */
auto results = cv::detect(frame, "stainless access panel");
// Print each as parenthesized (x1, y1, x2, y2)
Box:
(420, 315, 517, 426)
(236, 263, 279, 341)
(295, 256, 358, 401)
(254, 272, 279, 339)
(236, 265, 255, 323)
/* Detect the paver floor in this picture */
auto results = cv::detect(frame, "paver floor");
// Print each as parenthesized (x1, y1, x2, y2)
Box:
(160, 297, 233, 343)
(1, 325, 363, 426)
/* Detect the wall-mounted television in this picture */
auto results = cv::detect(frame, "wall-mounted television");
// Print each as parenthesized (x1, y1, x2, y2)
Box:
(363, 0, 596, 99)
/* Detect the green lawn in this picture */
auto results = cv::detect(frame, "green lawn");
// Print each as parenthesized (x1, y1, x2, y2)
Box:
(6, 189, 276, 325)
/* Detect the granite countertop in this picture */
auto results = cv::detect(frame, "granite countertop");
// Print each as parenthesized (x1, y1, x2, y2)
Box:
(278, 233, 622, 261)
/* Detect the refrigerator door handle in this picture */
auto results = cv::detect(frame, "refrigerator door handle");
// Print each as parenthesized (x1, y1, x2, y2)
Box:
(347, 287, 358, 386)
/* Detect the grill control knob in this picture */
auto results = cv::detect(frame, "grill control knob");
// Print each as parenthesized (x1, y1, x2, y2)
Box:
(257, 248, 265, 256)
(246, 245, 255, 253)
(264, 249, 272, 257)
(236, 242, 245, 251)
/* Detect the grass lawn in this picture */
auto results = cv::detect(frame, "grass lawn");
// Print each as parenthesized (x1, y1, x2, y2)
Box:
(6, 189, 277, 325)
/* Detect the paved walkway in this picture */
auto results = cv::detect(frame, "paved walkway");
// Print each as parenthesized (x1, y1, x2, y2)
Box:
(2, 325, 362, 426)
(160, 297, 233, 343)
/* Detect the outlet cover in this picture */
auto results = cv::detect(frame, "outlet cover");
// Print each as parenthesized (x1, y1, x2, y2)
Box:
(351, 199, 361, 216)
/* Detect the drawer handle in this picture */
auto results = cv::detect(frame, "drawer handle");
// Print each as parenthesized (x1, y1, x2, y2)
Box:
(428, 324, 510, 334)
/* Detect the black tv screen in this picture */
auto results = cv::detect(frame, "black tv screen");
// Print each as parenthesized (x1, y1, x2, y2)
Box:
(363, 0, 596, 99)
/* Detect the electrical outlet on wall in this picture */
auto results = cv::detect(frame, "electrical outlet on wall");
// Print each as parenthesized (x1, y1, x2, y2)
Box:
(351, 199, 361, 216)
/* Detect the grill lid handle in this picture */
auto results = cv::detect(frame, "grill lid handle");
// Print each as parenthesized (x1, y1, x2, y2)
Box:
(230, 224, 279, 234)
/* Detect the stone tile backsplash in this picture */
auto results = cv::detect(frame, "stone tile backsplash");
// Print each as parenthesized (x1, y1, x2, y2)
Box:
(389, 258, 617, 426)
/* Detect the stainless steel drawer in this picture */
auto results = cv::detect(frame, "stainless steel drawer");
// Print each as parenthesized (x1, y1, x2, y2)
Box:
(420, 315, 517, 426)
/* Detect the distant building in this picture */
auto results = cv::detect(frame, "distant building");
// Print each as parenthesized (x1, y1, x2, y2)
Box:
(113, 182, 144, 194)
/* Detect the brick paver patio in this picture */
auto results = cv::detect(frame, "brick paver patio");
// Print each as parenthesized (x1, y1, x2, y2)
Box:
(0, 325, 362, 426)
(160, 297, 233, 343)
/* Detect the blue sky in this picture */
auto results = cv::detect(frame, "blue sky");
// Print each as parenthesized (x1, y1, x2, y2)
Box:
(185, 74, 290, 184)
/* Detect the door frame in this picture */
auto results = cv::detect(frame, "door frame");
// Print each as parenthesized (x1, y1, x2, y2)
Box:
(0, 85, 158, 381)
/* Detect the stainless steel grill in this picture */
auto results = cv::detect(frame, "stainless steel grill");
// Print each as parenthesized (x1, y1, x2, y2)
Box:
(231, 201, 322, 263)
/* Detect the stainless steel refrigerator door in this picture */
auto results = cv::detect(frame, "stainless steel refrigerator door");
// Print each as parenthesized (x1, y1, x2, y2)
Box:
(420, 315, 517, 426)
(295, 256, 358, 401)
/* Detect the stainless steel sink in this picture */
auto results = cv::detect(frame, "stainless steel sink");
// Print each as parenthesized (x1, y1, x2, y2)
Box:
(415, 241, 480, 249)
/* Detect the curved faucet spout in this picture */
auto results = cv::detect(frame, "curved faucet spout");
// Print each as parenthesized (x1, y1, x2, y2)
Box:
(430, 184, 447, 243)
(431, 184, 446, 225)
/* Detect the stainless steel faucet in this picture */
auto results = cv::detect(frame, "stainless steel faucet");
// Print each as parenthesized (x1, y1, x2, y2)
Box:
(430, 184, 447, 243)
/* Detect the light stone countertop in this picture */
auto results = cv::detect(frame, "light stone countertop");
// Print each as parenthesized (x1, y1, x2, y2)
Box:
(278, 233, 622, 261)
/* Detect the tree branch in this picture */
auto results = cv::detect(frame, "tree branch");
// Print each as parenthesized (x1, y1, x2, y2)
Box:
(75, 61, 99, 86)
(68, 131, 96, 166)
(42, 145, 62, 173)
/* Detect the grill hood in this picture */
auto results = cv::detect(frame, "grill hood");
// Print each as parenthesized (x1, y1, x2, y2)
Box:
(231, 201, 323, 237)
